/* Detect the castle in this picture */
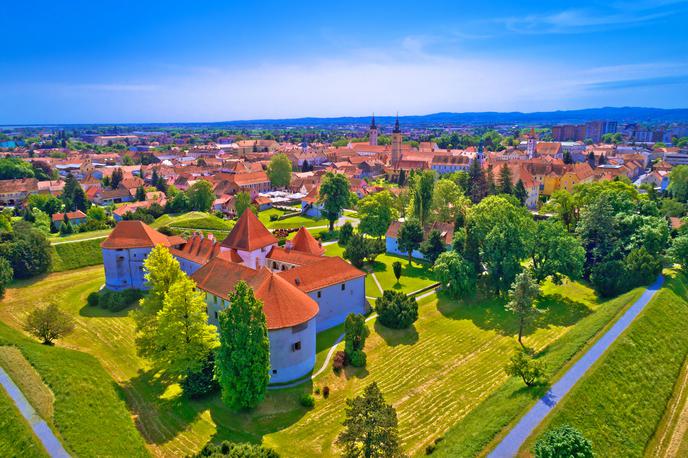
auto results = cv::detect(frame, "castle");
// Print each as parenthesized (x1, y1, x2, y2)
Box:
(101, 210, 367, 383)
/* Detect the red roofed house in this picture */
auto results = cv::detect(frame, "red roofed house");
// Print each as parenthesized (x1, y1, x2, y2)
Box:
(101, 209, 367, 383)
(51, 210, 87, 229)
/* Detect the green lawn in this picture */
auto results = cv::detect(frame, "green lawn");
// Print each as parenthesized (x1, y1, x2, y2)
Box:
(0, 277, 149, 457)
(520, 272, 688, 458)
(152, 212, 235, 231)
(435, 281, 645, 457)
(324, 243, 436, 298)
(0, 383, 47, 458)
(49, 228, 112, 243)
(0, 266, 647, 457)
(50, 238, 103, 272)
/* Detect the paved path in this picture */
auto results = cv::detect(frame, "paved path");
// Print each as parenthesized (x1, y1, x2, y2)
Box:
(50, 235, 108, 245)
(0, 366, 70, 457)
(489, 275, 665, 458)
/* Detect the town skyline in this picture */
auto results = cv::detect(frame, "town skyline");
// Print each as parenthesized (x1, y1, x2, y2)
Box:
(3, 0, 688, 124)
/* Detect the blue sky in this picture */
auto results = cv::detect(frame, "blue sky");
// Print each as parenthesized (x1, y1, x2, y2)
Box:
(1, 0, 687, 124)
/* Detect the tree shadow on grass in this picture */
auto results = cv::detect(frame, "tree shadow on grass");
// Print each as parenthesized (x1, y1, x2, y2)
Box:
(79, 304, 132, 318)
(529, 294, 593, 331)
(123, 368, 309, 448)
(510, 380, 551, 401)
(343, 365, 369, 380)
(373, 321, 419, 347)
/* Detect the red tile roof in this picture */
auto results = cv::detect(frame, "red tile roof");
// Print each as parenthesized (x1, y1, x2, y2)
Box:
(101, 220, 174, 249)
(289, 227, 325, 255)
(51, 210, 87, 222)
(220, 209, 277, 251)
(278, 257, 365, 292)
(191, 258, 318, 329)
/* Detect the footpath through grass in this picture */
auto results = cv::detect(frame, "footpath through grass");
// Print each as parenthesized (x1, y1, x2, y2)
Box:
(0, 318, 148, 457)
(0, 381, 47, 458)
(0, 266, 646, 457)
(434, 281, 644, 458)
(520, 272, 688, 458)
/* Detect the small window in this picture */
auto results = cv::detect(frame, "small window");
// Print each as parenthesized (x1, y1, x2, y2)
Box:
(341, 283, 346, 291)
(292, 341, 302, 352)
(317, 291, 321, 298)
(272, 369, 277, 374)
(214, 311, 218, 320)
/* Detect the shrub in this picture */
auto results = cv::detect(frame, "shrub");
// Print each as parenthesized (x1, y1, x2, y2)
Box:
(343, 234, 368, 268)
(181, 353, 219, 399)
(299, 393, 315, 408)
(392, 261, 402, 283)
(535, 425, 593, 458)
(87, 291, 100, 307)
(364, 238, 385, 263)
(194, 440, 279, 458)
(314, 386, 321, 395)
(339, 222, 354, 245)
(318, 229, 340, 242)
(322, 386, 330, 398)
(269, 214, 280, 222)
(375, 290, 419, 329)
(333, 351, 347, 373)
(344, 313, 369, 367)
(95, 289, 143, 312)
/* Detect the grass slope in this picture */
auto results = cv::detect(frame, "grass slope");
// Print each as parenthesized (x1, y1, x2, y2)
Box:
(435, 281, 644, 458)
(521, 272, 688, 457)
(50, 238, 103, 272)
(0, 346, 54, 421)
(0, 382, 47, 458)
(0, 265, 644, 457)
(0, 320, 148, 457)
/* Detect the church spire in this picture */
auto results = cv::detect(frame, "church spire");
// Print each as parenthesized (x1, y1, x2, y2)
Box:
(393, 113, 400, 133)
(370, 113, 377, 129)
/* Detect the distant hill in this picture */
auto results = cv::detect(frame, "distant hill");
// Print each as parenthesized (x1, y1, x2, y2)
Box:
(220, 107, 688, 128)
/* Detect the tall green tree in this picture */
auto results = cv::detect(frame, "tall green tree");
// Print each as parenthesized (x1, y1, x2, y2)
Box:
(154, 275, 220, 376)
(498, 164, 513, 194)
(419, 229, 445, 265)
(467, 159, 487, 204)
(410, 170, 435, 226)
(319, 172, 350, 231)
(235, 191, 254, 217)
(505, 270, 541, 346)
(344, 313, 369, 367)
(514, 179, 528, 206)
(135, 185, 146, 201)
(430, 179, 469, 224)
(0, 257, 13, 299)
(24, 303, 75, 345)
(358, 191, 397, 238)
(530, 220, 585, 283)
(669, 234, 688, 271)
(336, 382, 402, 458)
(576, 197, 619, 278)
(344, 233, 369, 268)
(397, 220, 424, 266)
(434, 251, 475, 299)
(111, 168, 124, 189)
(216, 281, 270, 410)
(133, 245, 183, 359)
(486, 165, 498, 196)
(187, 180, 215, 212)
(543, 190, 577, 231)
(375, 290, 418, 329)
(266, 153, 292, 188)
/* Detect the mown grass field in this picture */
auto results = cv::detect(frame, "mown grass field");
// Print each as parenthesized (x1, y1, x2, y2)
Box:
(434, 281, 645, 457)
(0, 294, 148, 457)
(0, 265, 644, 457)
(648, 355, 688, 458)
(151, 212, 235, 231)
(0, 346, 54, 421)
(50, 237, 103, 272)
(519, 272, 688, 458)
(0, 381, 47, 458)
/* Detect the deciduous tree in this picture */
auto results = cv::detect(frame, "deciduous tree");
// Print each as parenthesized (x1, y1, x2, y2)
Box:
(187, 180, 215, 212)
(535, 425, 593, 458)
(434, 251, 475, 299)
(530, 220, 585, 283)
(505, 270, 541, 346)
(397, 220, 423, 266)
(266, 153, 292, 188)
(375, 290, 418, 329)
(505, 348, 545, 387)
(344, 313, 369, 367)
(216, 281, 270, 410)
(319, 172, 350, 231)
(419, 229, 445, 265)
(24, 303, 75, 345)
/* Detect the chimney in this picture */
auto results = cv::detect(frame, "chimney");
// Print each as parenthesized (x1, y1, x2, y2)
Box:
(294, 277, 301, 286)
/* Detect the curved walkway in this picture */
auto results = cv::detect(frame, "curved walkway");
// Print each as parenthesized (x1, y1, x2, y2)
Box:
(267, 287, 439, 390)
(489, 275, 665, 458)
(0, 366, 70, 457)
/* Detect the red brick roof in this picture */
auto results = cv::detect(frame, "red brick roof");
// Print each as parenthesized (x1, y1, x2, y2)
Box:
(51, 210, 87, 222)
(278, 257, 365, 292)
(289, 227, 325, 255)
(101, 220, 173, 249)
(191, 258, 318, 329)
(267, 246, 324, 266)
(220, 209, 277, 251)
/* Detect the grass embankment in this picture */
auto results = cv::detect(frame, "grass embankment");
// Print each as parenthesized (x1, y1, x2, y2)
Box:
(435, 281, 645, 458)
(0, 315, 148, 456)
(50, 237, 103, 272)
(650, 354, 688, 457)
(49, 228, 112, 243)
(519, 272, 688, 458)
(0, 346, 54, 420)
(258, 208, 328, 229)
(0, 265, 640, 457)
(0, 381, 47, 458)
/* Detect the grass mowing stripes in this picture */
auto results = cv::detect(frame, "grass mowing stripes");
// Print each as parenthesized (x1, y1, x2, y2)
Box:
(520, 272, 688, 457)
(0, 382, 47, 458)
(434, 280, 645, 458)
(0, 346, 54, 421)
(0, 321, 149, 457)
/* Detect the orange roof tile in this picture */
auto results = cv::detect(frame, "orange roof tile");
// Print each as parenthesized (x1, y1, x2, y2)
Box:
(278, 257, 365, 292)
(220, 209, 277, 251)
(101, 220, 173, 249)
(289, 227, 325, 255)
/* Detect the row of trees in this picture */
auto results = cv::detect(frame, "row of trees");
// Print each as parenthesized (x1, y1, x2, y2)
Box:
(132, 246, 271, 409)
